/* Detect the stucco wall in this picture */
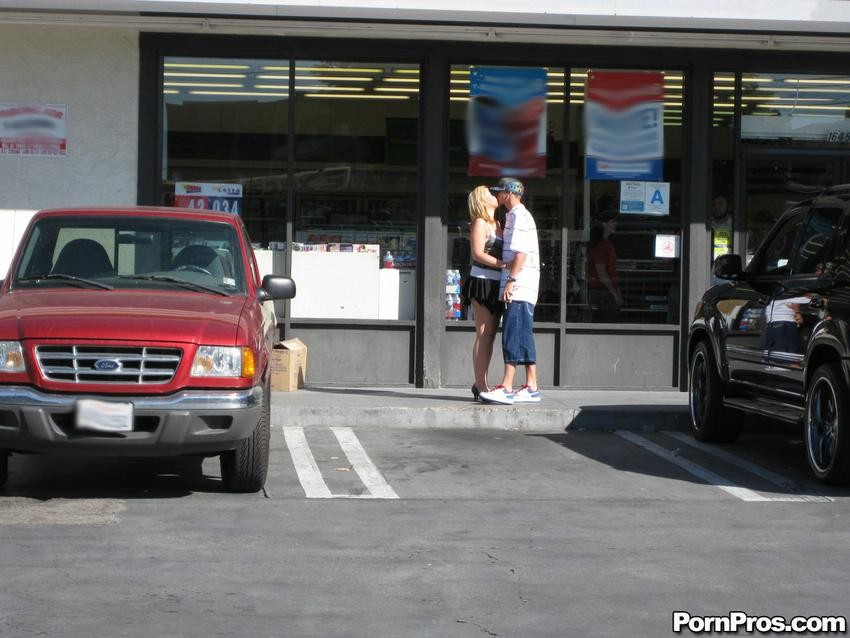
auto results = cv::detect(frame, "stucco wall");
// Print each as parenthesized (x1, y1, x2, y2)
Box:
(0, 25, 139, 275)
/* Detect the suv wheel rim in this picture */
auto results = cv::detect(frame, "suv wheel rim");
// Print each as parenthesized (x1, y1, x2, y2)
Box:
(690, 351, 707, 430)
(808, 377, 838, 473)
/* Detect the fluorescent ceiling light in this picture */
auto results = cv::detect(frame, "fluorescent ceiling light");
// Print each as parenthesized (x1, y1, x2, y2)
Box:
(783, 78, 850, 85)
(759, 103, 850, 110)
(165, 72, 246, 78)
(294, 66, 384, 73)
(375, 87, 420, 93)
(189, 90, 288, 97)
(294, 85, 366, 91)
(164, 82, 243, 88)
(303, 93, 409, 100)
(165, 63, 250, 70)
(383, 78, 420, 83)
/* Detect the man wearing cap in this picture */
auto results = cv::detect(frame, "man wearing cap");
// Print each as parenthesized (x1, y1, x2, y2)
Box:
(479, 177, 541, 405)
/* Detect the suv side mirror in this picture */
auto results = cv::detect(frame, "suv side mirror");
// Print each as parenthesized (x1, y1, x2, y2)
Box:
(260, 275, 296, 300)
(713, 254, 744, 280)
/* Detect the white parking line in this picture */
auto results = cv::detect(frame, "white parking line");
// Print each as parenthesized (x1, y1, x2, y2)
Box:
(331, 427, 399, 499)
(666, 431, 833, 502)
(283, 426, 398, 499)
(283, 427, 333, 498)
(617, 431, 774, 502)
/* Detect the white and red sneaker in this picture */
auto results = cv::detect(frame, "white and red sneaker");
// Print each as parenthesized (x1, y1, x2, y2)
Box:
(479, 385, 515, 405)
(513, 385, 541, 403)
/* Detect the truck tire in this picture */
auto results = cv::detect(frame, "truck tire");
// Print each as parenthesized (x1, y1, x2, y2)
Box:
(689, 340, 742, 443)
(805, 363, 850, 485)
(220, 380, 270, 493)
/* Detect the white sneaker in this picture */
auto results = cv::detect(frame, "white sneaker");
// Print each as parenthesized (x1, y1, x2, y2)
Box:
(479, 385, 515, 405)
(513, 385, 541, 403)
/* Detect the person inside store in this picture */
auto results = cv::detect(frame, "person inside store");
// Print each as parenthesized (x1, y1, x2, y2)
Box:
(711, 192, 733, 229)
(479, 177, 541, 405)
(586, 210, 623, 323)
(461, 185, 508, 401)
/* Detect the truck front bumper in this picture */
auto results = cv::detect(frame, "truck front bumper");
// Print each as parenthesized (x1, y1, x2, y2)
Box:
(0, 386, 264, 456)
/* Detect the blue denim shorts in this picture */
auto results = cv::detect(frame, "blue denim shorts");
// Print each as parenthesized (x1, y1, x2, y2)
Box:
(501, 301, 536, 365)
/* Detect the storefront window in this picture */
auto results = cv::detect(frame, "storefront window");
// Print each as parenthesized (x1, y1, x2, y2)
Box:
(290, 61, 419, 320)
(711, 72, 736, 266)
(567, 68, 684, 325)
(740, 73, 850, 146)
(446, 65, 564, 323)
(161, 56, 289, 245)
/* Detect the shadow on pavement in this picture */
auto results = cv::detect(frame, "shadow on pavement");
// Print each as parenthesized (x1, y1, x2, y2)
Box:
(1, 454, 226, 499)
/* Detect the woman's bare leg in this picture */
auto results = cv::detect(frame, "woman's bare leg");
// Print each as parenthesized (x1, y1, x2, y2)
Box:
(471, 299, 498, 391)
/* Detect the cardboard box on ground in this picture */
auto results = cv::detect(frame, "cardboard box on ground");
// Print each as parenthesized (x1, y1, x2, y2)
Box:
(270, 338, 307, 391)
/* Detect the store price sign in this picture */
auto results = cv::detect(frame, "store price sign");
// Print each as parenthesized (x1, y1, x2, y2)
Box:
(174, 182, 243, 215)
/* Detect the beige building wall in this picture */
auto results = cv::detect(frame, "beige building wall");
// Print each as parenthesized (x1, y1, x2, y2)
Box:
(0, 25, 139, 275)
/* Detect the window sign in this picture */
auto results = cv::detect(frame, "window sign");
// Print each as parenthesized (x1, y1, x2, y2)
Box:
(467, 66, 547, 177)
(655, 234, 680, 259)
(174, 182, 243, 215)
(584, 71, 664, 180)
(0, 103, 67, 156)
(619, 181, 670, 215)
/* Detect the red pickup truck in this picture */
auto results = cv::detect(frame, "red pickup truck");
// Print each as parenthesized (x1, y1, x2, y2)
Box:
(0, 207, 295, 492)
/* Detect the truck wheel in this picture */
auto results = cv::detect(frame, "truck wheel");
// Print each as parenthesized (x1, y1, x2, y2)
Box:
(0, 451, 7, 488)
(805, 364, 850, 485)
(220, 380, 270, 493)
(689, 341, 742, 443)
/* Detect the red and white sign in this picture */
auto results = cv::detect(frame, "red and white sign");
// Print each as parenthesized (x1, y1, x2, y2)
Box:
(0, 103, 67, 156)
(174, 182, 243, 215)
(584, 72, 665, 180)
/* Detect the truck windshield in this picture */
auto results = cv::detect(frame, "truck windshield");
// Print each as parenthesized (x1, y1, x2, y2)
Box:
(12, 215, 247, 294)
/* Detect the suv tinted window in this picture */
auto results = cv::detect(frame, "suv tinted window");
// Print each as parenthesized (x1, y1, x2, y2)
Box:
(756, 210, 805, 276)
(791, 206, 842, 275)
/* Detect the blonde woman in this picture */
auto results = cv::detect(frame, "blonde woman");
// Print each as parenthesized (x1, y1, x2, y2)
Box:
(460, 185, 508, 400)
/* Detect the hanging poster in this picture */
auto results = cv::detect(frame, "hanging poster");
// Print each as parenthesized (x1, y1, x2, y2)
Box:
(174, 182, 243, 215)
(584, 71, 664, 181)
(467, 66, 547, 178)
(0, 103, 67, 156)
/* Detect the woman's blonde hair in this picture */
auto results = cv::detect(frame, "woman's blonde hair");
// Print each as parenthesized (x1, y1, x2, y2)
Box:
(467, 185, 493, 223)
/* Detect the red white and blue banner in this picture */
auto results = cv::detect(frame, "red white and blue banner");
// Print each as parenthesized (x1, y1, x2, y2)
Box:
(467, 66, 547, 178)
(584, 71, 664, 181)
(174, 182, 243, 214)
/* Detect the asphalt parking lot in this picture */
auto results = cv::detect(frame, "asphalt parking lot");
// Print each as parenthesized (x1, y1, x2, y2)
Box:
(1, 423, 849, 637)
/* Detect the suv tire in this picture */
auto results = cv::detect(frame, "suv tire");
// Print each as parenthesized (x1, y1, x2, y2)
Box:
(220, 379, 270, 493)
(805, 364, 850, 485)
(689, 340, 743, 443)
(0, 451, 7, 488)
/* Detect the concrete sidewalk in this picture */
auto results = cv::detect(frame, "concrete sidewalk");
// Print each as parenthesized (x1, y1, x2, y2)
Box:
(271, 386, 690, 433)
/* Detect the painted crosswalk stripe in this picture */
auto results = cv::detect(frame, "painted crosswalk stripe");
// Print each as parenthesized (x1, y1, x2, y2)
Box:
(617, 431, 771, 502)
(331, 427, 399, 499)
(283, 426, 333, 498)
(666, 431, 833, 502)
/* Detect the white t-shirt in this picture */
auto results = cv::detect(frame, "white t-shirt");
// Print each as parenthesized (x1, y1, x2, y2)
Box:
(500, 203, 540, 304)
(765, 296, 809, 323)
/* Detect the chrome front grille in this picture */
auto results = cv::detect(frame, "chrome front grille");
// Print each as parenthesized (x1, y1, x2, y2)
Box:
(35, 345, 182, 384)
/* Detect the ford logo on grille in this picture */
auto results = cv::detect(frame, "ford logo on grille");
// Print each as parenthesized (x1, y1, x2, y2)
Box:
(94, 359, 121, 371)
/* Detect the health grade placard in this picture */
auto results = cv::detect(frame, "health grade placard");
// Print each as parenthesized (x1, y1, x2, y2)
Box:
(175, 182, 243, 215)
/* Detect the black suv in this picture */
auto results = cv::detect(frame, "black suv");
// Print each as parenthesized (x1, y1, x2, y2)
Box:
(689, 185, 850, 484)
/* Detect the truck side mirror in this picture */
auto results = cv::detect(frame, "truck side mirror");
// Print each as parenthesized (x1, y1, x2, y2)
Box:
(713, 254, 744, 280)
(260, 275, 296, 300)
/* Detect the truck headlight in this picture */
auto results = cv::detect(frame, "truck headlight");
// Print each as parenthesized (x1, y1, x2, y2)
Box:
(0, 341, 25, 373)
(191, 346, 254, 378)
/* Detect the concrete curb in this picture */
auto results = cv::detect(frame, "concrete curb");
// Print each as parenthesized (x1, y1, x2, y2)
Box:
(272, 404, 690, 433)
